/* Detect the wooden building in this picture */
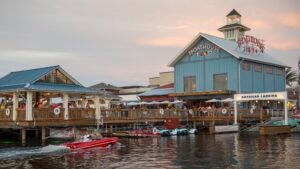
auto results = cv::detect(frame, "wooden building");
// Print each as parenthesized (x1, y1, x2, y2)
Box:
(168, 9, 287, 102)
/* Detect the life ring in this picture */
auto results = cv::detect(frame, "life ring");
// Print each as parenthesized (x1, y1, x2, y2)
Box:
(159, 108, 164, 115)
(188, 109, 193, 115)
(152, 128, 158, 134)
(5, 108, 10, 116)
(221, 108, 227, 114)
(53, 107, 61, 115)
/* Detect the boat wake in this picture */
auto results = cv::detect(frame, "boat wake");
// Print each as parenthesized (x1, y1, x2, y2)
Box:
(0, 145, 70, 160)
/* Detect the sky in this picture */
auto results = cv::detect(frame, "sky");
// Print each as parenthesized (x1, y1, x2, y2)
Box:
(0, 0, 299, 87)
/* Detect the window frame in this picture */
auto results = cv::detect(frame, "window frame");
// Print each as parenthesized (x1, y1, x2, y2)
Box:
(213, 73, 228, 91)
(254, 63, 262, 72)
(276, 68, 283, 75)
(184, 76, 196, 92)
(242, 62, 251, 71)
(264, 66, 273, 74)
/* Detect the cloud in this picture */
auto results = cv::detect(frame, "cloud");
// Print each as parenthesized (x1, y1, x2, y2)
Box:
(279, 14, 300, 29)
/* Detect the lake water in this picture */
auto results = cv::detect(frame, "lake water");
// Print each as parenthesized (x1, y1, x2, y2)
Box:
(0, 133, 299, 169)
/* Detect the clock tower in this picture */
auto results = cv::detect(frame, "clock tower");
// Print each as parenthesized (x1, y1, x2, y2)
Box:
(218, 9, 251, 41)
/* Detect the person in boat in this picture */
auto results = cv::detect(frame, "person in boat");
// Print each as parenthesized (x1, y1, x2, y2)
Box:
(82, 134, 92, 142)
(91, 131, 103, 140)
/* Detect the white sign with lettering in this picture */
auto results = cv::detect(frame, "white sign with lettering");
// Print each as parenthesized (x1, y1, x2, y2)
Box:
(234, 92, 287, 101)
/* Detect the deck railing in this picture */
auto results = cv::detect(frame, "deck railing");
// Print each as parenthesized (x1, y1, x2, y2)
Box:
(0, 108, 13, 121)
(69, 108, 96, 120)
(0, 107, 280, 124)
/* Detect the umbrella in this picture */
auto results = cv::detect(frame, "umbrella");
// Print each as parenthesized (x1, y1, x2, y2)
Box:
(159, 100, 171, 104)
(205, 99, 220, 103)
(172, 100, 183, 104)
(145, 101, 159, 105)
(221, 98, 234, 102)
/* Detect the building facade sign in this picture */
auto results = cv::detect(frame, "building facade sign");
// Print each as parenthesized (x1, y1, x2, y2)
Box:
(237, 35, 265, 55)
(234, 92, 287, 101)
(188, 39, 219, 56)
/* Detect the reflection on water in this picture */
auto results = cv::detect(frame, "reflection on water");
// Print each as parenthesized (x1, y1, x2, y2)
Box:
(0, 133, 300, 169)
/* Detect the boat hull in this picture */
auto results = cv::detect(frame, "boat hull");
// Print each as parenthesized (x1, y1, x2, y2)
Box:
(63, 137, 118, 150)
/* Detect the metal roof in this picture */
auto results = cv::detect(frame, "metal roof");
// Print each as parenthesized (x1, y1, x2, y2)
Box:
(0, 65, 58, 87)
(168, 32, 289, 68)
(227, 9, 241, 17)
(138, 88, 174, 97)
(218, 23, 251, 31)
(0, 65, 101, 94)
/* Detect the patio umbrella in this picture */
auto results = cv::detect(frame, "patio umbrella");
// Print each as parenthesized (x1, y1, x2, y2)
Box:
(221, 98, 234, 102)
(205, 99, 220, 103)
(172, 100, 183, 104)
(159, 100, 171, 104)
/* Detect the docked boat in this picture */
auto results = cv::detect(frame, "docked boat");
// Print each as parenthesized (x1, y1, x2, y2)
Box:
(188, 128, 198, 134)
(63, 137, 118, 150)
(113, 128, 161, 138)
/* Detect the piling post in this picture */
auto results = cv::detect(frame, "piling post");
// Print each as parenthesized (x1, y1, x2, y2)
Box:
(110, 125, 113, 134)
(41, 127, 46, 144)
(21, 128, 26, 145)
(193, 121, 196, 129)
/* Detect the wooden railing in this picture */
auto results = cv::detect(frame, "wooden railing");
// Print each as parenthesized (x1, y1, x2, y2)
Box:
(0, 107, 278, 126)
(33, 108, 65, 120)
(69, 108, 96, 120)
(0, 108, 13, 121)
(17, 109, 26, 121)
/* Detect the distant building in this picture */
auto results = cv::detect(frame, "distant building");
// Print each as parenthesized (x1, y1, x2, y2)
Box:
(168, 9, 288, 102)
(90, 83, 120, 94)
(149, 71, 174, 87)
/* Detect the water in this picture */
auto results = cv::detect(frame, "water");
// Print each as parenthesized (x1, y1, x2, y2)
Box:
(0, 133, 300, 169)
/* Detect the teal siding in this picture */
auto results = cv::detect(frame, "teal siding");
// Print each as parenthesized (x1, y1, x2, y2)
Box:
(175, 46, 238, 93)
(240, 64, 285, 93)
(174, 38, 286, 94)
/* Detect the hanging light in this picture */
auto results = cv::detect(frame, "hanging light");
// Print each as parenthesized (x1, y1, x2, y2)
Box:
(255, 100, 258, 103)
(267, 100, 270, 104)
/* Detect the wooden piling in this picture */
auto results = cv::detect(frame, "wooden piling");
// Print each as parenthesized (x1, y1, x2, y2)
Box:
(21, 128, 26, 145)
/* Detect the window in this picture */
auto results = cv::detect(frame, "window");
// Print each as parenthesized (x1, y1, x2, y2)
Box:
(265, 66, 273, 74)
(254, 64, 262, 72)
(226, 30, 234, 38)
(184, 76, 196, 92)
(37, 69, 75, 85)
(276, 68, 283, 75)
(242, 62, 250, 71)
(213, 73, 228, 90)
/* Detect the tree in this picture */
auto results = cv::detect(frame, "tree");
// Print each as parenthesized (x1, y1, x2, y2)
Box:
(286, 68, 298, 87)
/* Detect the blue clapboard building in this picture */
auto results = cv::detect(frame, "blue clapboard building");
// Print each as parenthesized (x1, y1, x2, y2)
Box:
(168, 9, 288, 101)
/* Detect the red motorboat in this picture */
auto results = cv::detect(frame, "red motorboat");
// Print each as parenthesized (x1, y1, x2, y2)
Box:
(63, 137, 118, 150)
(292, 114, 300, 119)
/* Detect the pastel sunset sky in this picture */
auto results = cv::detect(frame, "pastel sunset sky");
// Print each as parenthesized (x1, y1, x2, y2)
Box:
(0, 0, 299, 86)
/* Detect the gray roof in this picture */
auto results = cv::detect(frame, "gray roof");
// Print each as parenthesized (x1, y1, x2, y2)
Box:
(227, 9, 241, 17)
(138, 88, 174, 97)
(90, 83, 120, 90)
(218, 23, 251, 31)
(168, 32, 289, 68)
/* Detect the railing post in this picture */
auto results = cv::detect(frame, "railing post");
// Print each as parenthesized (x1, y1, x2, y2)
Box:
(94, 95, 101, 120)
(233, 100, 238, 125)
(63, 93, 69, 120)
(13, 92, 18, 121)
(26, 91, 33, 121)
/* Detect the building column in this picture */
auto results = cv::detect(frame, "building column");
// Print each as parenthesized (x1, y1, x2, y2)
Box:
(26, 91, 33, 121)
(94, 95, 101, 120)
(284, 92, 288, 125)
(63, 93, 69, 120)
(13, 92, 19, 121)
(233, 100, 238, 125)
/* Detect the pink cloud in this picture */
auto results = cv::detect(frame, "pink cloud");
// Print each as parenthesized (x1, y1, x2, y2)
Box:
(279, 14, 300, 29)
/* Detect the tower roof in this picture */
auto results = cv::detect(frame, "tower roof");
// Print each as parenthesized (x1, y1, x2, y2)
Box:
(226, 9, 241, 17)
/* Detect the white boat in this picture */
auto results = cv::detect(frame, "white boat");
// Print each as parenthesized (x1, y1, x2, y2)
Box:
(188, 128, 198, 134)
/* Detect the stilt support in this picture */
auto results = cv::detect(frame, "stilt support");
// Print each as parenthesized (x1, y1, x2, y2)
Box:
(21, 128, 26, 145)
